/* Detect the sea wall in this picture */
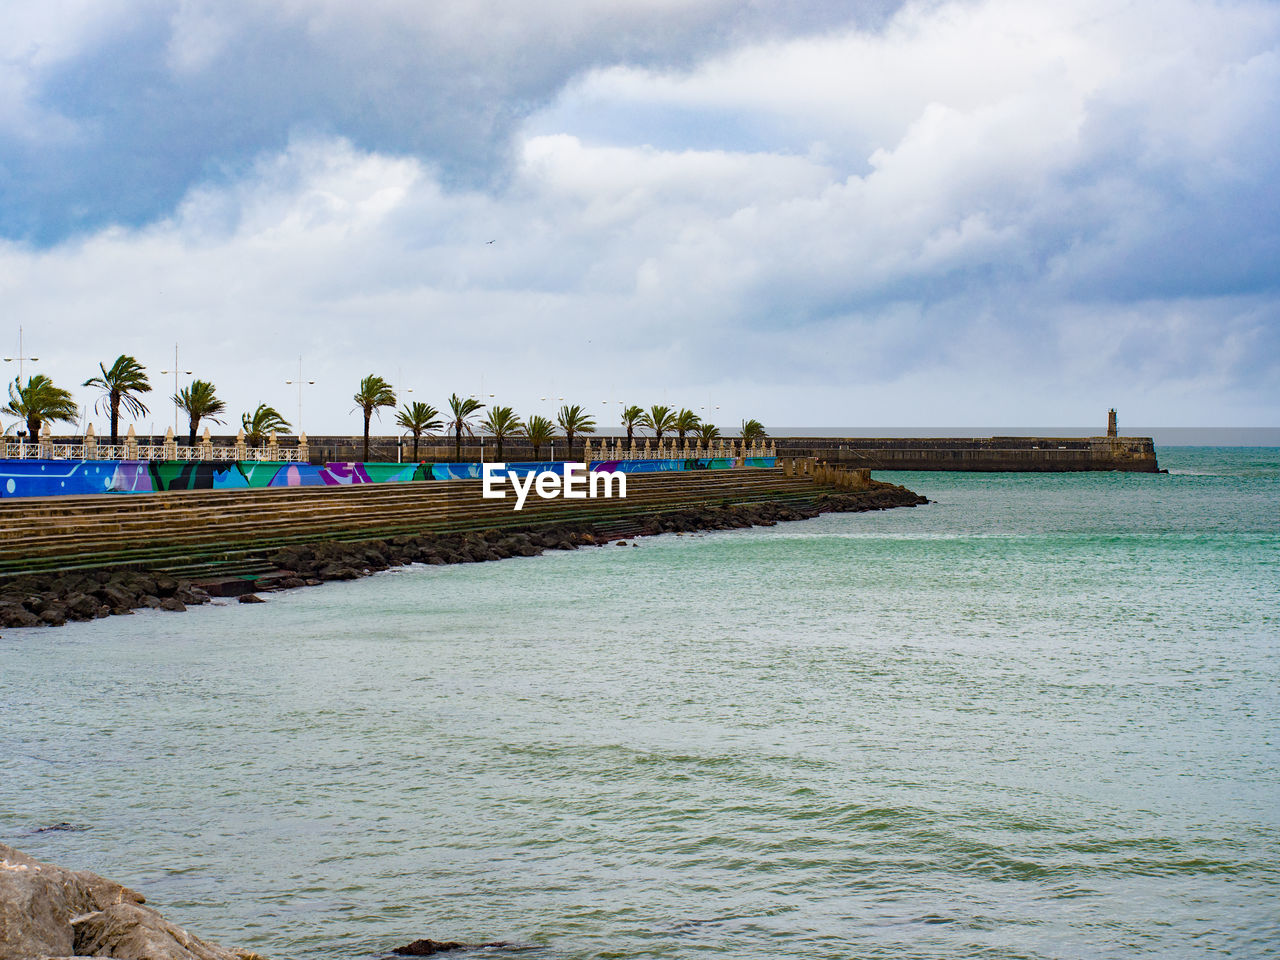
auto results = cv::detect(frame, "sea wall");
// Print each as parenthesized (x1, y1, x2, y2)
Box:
(774, 436, 1159, 472)
(0, 458, 776, 499)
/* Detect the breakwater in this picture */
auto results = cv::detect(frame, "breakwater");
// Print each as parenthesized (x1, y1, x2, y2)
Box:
(0, 469, 925, 628)
(774, 435, 1160, 471)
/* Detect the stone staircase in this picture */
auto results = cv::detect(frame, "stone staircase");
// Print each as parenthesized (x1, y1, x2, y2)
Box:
(0, 469, 825, 577)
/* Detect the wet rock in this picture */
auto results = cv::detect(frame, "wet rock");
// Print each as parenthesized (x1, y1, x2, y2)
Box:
(96, 583, 139, 610)
(0, 604, 40, 628)
(39, 606, 67, 627)
(65, 592, 100, 621)
(238, 594, 266, 604)
(159, 597, 187, 613)
(317, 564, 359, 581)
(393, 938, 513, 956)
(176, 584, 212, 606)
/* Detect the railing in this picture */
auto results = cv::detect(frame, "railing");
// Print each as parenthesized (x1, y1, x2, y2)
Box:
(2, 442, 305, 462)
(582, 439, 777, 461)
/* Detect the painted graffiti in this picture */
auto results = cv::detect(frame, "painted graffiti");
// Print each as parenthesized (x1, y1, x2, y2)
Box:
(0, 457, 776, 499)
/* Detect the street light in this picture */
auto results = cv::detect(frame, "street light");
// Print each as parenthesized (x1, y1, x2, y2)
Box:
(285, 356, 316, 434)
(160, 343, 192, 437)
(3, 325, 38, 380)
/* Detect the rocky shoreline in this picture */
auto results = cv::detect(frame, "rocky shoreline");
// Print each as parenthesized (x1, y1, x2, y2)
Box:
(0, 484, 926, 630)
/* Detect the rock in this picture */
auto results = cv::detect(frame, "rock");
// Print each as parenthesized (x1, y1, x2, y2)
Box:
(1, 843, 145, 959)
(39, 606, 67, 627)
(159, 597, 187, 612)
(65, 592, 100, 621)
(176, 585, 212, 606)
(238, 594, 266, 604)
(95, 583, 138, 610)
(153, 575, 180, 599)
(72, 901, 233, 960)
(0, 843, 264, 960)
(0, 604, 40, 628)
(317, 564, 359, 581)
(393, 939, 513, 956)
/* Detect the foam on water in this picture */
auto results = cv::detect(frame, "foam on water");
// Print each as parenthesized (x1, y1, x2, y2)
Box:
(2, 447, 1278, 959)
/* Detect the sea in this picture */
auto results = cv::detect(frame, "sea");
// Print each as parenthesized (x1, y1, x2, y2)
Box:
(2, 446, 1277, 960)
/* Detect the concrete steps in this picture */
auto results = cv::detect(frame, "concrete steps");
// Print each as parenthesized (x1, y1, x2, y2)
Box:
(0, 470, 824, 577)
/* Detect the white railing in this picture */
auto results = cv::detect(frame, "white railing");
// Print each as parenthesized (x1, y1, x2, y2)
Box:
(2, 442, 305, 462)
(581, 439, 778, 461)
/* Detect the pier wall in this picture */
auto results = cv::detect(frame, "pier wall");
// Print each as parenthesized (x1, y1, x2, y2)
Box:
(774, 436, 1159, 472)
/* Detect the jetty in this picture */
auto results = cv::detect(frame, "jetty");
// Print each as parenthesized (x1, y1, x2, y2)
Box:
(0, 462, 895, 580)
(772, 435, 1159, 472)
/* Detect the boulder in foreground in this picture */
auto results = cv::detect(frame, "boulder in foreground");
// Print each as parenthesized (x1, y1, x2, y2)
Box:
(0, 843, 264, 960)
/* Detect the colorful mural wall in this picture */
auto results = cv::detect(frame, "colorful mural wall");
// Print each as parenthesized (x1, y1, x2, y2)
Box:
(0, 457, 777, 499)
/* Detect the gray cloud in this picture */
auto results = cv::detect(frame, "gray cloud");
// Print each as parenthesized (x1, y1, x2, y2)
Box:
(1, 0, 1277, 430)
(0, 0, 901, 242)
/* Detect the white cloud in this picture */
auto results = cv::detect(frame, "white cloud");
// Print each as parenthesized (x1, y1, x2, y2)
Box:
(2, 0, 1278, 431)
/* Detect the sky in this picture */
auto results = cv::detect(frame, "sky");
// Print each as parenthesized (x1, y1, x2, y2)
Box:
(1, 0, 1277, 435)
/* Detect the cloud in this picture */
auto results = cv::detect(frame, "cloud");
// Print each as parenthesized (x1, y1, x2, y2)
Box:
(0, 0, 900, 243)
(1, 0, 1277, 429)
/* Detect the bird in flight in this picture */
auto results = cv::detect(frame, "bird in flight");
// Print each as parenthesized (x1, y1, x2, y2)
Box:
(486, 240, 496, 244)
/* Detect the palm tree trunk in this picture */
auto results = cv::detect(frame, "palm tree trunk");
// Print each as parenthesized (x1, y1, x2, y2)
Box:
(497, 437, 504, 461)
(412, 432, 420, 460)
(455, 425, 462, 462)
(110, 394, 120, 445)
(363, 412, 371, 461)
(188, 419, 197, 446)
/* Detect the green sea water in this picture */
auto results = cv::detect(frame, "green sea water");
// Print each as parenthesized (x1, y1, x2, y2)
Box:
(2, 447, 1278, 959)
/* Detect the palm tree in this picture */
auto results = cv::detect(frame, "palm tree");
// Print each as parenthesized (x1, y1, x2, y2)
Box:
(480, 405, 523, 461)
(640, 404, 676, 442)
(241, 404, 291, 446)
(741, 419, 768, 444)
(395, 401, 442, 461)
(557, 403, 596, 457)
(695, 422, 721, 444)
(83, 355, 151, 444)
(674, 408, 701, 443)
(447, 393, 485, 462)
(3, 375, 79, 440)
(524, 414, 556, 459)
(621, 404, 644, 446)
(174, 379, 226, 445)
(352, 374, 397, 461)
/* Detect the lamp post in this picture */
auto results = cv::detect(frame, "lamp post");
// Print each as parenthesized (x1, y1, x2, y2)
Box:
(3, 326, 39, 381)
(285, 356, 316, 434)
(160, 343, 192, 437)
